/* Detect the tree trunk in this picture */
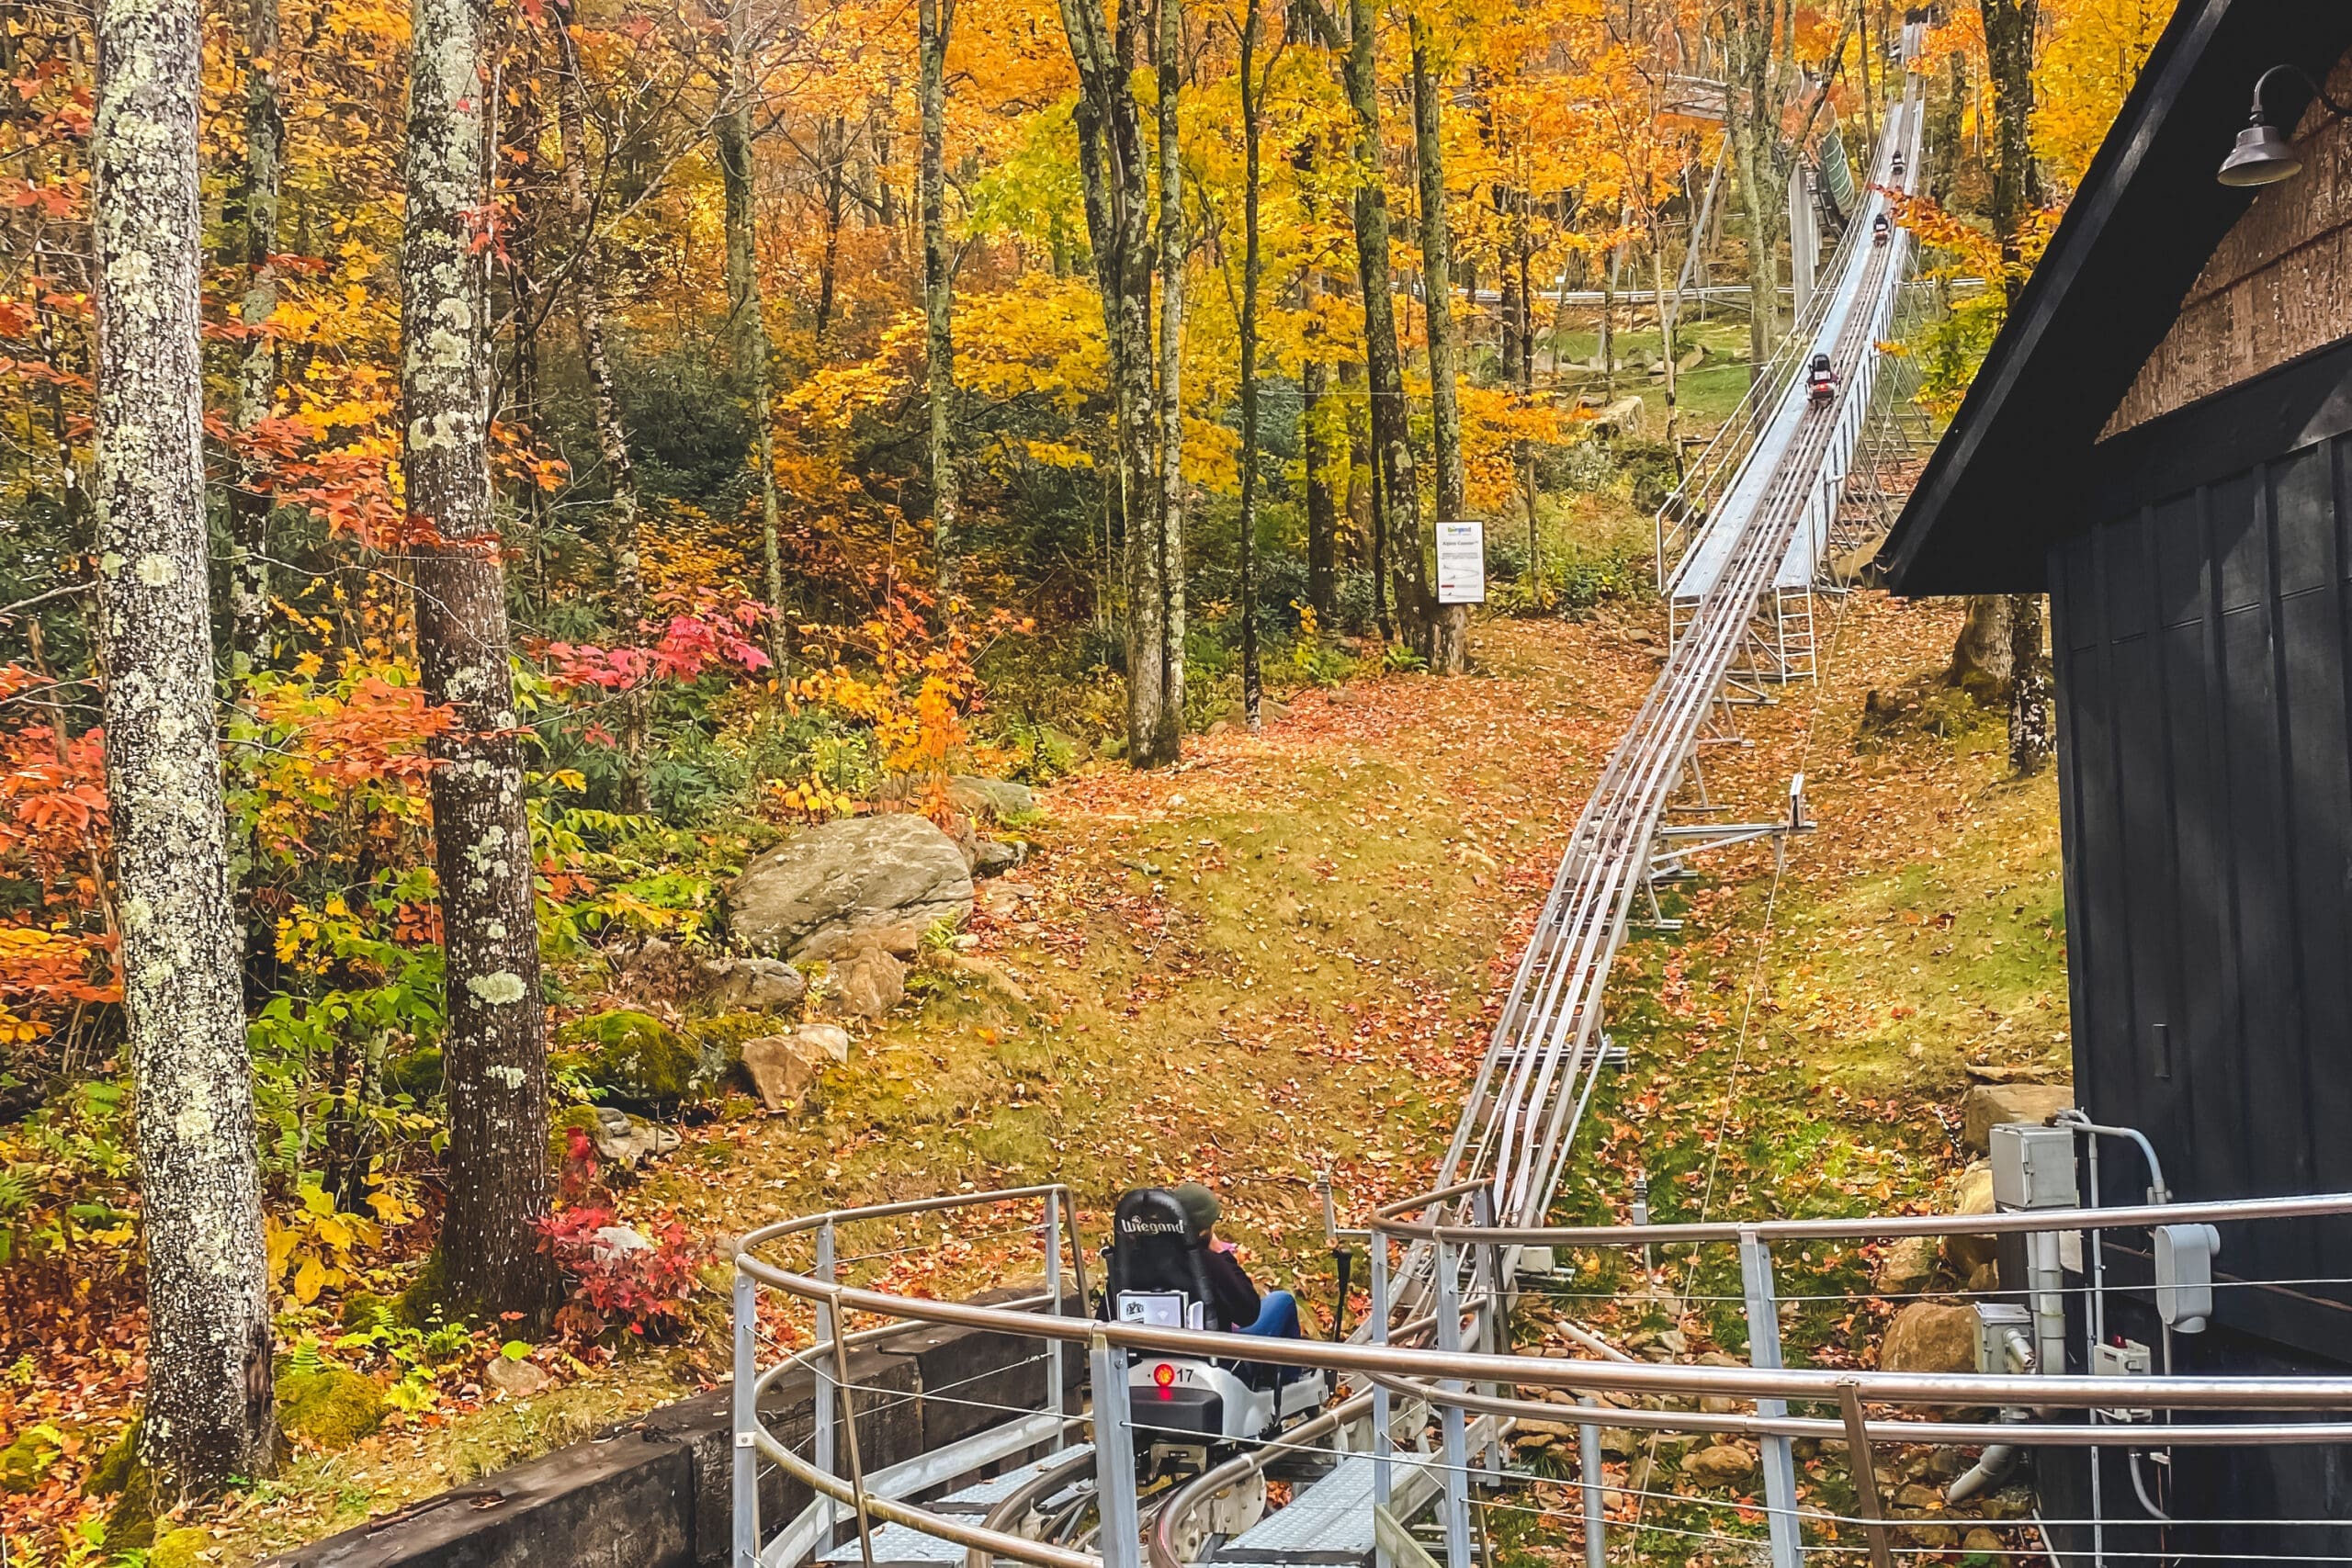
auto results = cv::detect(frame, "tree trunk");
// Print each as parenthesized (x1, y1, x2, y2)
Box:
(1057, 0, 1175, 766)
(1151, 0, 1184, 755)
(1979, 0, 2039, 308)
(1238, 0, 1270, 728)
(1725, 3, 1782, 374)
(718, 0, 786, 667)
(94, 0, 278, 1500)
(1410, 17, 1465, 674)
(229, 0, 280, 672)
(1947, 593, 2012, 700)
(1299, 265, 1337, 619)
(815, 115, 846, 342)
(402, 0, 560, 1324)
(1336, 0, 1425, 654)
(2007, 592, 2052, 774)
(552, 0, 646, 812)
(1980, 0, 2051, 773)
(920, 0, 958, 604)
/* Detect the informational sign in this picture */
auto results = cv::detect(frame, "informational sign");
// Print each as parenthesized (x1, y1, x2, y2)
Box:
(1435, 520, 1487, 604)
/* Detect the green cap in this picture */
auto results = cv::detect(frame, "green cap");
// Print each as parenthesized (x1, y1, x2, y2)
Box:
(1171, 1182, 1220, 1236)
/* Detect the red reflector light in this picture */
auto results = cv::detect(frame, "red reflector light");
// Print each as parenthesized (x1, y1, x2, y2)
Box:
(1153, 1362, 1176, 1388)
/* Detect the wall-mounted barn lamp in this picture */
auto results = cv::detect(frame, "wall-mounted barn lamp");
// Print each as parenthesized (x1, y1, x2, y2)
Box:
(2218, 64, 2351, 186)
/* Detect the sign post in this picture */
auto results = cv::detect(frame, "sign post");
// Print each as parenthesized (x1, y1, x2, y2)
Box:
(1435, 520, 1486, 605)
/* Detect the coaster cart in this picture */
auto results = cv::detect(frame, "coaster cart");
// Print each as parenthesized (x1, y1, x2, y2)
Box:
(1104, 1189, 1332, 1495)
(1806, 352, 1840, 406)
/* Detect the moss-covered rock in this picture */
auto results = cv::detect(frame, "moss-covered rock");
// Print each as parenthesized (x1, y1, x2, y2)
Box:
(151, 1526, 216, 1568)
(1, 1422, 62, 1494)
(277, 1368, 387, 1451)
(381, 1044, 444, 1101)
(553, 1010, 718, 1111)
(339, 1291, 395, 1333)
(83, 1418, 139, 1497)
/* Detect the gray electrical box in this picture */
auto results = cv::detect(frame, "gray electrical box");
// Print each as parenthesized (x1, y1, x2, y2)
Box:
(1991, 1122, 2079, 1211)
(1972, 1303, 2032, 1375)
(2092, 1337, 2154, 1422)
(2155, 1223, 2222, 1333)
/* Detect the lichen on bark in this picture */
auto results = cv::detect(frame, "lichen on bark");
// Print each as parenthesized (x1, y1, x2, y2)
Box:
(400, 0, 560, 1322)
(91, 0, 278, 1501)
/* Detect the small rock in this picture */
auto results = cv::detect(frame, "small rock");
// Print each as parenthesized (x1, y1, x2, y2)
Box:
(797, 1022, 852, 1063)
(973, 840, 1023, 877)
(591, 1107, 681, 1169)
(1963, 1527, 2006, 1555)
(1895, 1483, 1944, 1511)
(1599, 1427, 1638, 1458)
(1515, 1418, 1576, 1440)
(742, 1032, 829, 1113)
(1880, 1302, 1979, 1374)
(1967, 1260, 2002, 1293)
(1699, 1395, 1740, 1415)
(696, 955, 806, 1011)
(1873, 1235, 1939, 1294)
(946, 774, 1038, 821)
(591, 1224, 651, 1261)
(1962, 1081, 2075, 1153)
(1695, 1350, 1744, 1369)
(829, 943, 908, 1020)
(1944, 1163, 2001, 1273)
(1656, 1328, 1689, 1354)
(1680, 1442, 1758, 1487)
(485, 1357, 551, 1399)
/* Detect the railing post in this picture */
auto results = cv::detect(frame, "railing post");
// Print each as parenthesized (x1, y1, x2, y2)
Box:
(1434, 1226, 1474, 1568)
(814, 1217, 838, 1545)
(1372, 1226, 1393, 1568)
(732, 1265, 759, 1568)
(1577, 1394, 1606, 1568)
(1472, 1187, 1507, 1480)
(1089, 1331, 1142, 1568)
(1739, 1228, 1804, 1568)
(1044, 1190, 1067, 1420)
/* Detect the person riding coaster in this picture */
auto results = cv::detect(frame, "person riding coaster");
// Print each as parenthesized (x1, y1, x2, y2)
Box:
(1806, 352, 1838, 404)
(1104, 1184, 1329, 1455)
(1872, 212, 1890, 246)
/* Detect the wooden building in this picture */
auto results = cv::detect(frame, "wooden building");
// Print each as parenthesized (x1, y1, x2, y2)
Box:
(1879, 0, 2352, 1556)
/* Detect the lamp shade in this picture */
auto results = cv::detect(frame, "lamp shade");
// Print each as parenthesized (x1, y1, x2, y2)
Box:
(2217, 121, 2302, 186)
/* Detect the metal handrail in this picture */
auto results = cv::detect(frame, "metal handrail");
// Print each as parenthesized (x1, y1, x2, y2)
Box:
(1369, 1187, 2352, 1248)
(745, 1259, 2352, 1412)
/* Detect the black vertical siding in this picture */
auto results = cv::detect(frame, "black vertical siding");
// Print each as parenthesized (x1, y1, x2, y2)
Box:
(2051, 424, 2352, 1359)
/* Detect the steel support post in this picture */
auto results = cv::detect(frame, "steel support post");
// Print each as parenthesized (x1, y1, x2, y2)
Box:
(814, 1217, 838, 1539)
(1373, 1230, 1394, 1568)
(1739, 1228, 1804, 1568)
(1434, 1235, 1474, 1568)
(732, 1268, 759, 1568)
(1578, 1394, 1606, 1568)
(1473, 1189, 1508, 1479)
(1044, 1190, 1067, 1419)
(1089, 1334, 1142, 1568)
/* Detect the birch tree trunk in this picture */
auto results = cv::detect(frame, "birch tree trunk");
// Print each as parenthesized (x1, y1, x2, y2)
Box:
(920, 0, 959, 604)
(94, 0, 277, 1498)
(1410, 17, 1465, 675)
(402, 0, 560, 1321)
(1057, 0, 1175, 766)
(718, 0, 786, 666)
(229, 0, 281, 671)
(552, 0, 646, 811)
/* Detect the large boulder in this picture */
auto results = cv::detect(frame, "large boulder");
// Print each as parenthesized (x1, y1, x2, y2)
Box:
(1962, 1081, 2075, 1152)
(1873, 1235, 1939, 1295)
(1879, 1302, 1979, 1374)
(947, 774, 1038, 821)
(729, 815, 974, 960)
(277, 1367, 387, 1451)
